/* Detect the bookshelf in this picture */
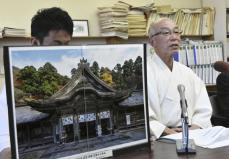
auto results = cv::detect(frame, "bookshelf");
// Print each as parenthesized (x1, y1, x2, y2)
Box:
(0, 35, 214, 45)
(180, 40, 223, 92)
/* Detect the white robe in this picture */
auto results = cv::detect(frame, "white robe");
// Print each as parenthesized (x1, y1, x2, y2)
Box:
(147, 53, 212, 139)
(0, 84, 10, 152)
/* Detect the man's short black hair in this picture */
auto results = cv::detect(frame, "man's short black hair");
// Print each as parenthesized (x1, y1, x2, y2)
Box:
(31, 7, 73, 43)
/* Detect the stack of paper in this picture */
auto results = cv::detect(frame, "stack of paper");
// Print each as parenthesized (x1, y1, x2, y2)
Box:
(130, 2, 155, 18)
(201, 7, 215, 35)
(177, 7, 215, 35)
(128, 10, 147, 36)
(162, 126, 229, 149)
(146, 6, 177, 35)
(98, 1, 130, 39)
(146, 7, 215, 36)
(2, 27, 27, 37)
(178, 8, 202, 35)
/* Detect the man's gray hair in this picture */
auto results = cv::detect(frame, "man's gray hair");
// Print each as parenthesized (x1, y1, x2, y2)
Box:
(148, 17, 173, 39)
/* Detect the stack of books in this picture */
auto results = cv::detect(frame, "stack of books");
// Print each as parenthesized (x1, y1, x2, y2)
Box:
(128, 10, 147, 36)
(130, 3, 155, 19)
(98, 1, 130, 39)
(2, 27, 27, 37)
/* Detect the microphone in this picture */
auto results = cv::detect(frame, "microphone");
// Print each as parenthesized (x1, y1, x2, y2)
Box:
(176, 84, 196, 154)
(177, 85, 188, 119)
(213, 61, 229, 72)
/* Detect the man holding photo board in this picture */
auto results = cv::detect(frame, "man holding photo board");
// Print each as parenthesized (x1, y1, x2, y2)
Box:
(0, 7, 73, 158)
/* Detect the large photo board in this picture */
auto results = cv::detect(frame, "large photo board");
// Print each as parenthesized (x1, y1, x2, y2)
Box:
(4, 44, 149, 159)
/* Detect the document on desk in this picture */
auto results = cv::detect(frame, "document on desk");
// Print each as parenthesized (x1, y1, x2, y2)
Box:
(161, 126, 229, 149)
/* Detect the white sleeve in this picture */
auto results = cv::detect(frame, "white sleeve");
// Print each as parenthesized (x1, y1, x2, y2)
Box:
(0, 85, 10, 152)
(148, 97, 166, 139)
(147, 64, 166, 139)
(191, 81, 212, 128)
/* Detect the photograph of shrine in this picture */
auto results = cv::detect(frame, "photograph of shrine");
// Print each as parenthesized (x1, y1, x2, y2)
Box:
(5, 44, 148, 159)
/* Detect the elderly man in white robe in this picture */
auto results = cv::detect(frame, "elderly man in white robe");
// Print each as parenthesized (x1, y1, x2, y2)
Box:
(147, 18, 212, 139)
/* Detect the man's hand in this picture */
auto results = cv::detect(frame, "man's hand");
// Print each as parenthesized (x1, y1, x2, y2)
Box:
(189, 124, 201, 130)
(162, 124, 201, 136)
(171, 127, 182, 133)
(162, 127, 180, 136)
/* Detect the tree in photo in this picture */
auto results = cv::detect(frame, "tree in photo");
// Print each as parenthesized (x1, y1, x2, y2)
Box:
(133, 56, 143, 89)
(100, 67, 113, 86)
(90, 61, 100, 77)
(112, 63, 125, 90)
(122, 59, 135, 88)
(18, 66, 40, 95)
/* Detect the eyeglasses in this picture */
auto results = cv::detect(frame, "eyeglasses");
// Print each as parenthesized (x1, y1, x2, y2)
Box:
(151, 27, 182, 37)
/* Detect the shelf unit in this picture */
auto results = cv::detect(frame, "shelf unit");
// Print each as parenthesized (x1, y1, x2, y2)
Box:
(0, 34, 214, 44)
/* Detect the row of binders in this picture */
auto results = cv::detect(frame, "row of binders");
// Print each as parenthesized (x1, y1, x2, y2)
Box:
(174, 41, 223, 84)
(147, 7, 215, 36)
(190, 64, 220, 85)
(176, 41, 223, 66)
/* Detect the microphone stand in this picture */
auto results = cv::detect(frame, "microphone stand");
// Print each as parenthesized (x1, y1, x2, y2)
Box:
(179, 107, 194, 153)
(176, 85, 196, 154)
(181, 116, 189, 151)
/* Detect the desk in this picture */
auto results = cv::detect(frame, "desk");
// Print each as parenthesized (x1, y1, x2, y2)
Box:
(113, 141, 229, 159)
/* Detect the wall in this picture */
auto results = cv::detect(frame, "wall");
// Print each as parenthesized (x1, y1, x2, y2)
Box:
(154, 0, 201, 8)
(227, 0, 229, 7)
(0, 0, 201, 37)
(0, 0, 152, 36)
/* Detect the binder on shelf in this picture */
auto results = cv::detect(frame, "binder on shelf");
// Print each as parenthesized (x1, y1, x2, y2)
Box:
(192, 46, 197, 65)
(209, 65, 213, 84)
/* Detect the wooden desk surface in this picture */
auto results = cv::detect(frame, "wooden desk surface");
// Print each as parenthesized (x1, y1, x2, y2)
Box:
(113, 141, 229, 159)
